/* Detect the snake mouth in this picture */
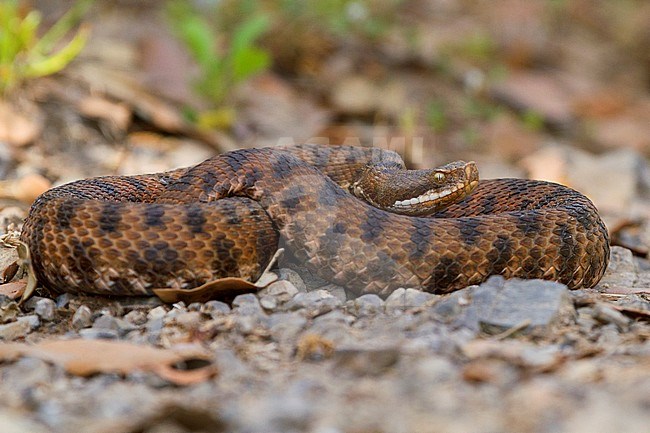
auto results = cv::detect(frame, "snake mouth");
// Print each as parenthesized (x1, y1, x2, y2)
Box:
(391, 164, 479, 210)
(391, 181, 469, 208)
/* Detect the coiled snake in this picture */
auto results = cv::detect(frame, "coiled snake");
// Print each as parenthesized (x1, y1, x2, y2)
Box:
(20, 144, 610, 297)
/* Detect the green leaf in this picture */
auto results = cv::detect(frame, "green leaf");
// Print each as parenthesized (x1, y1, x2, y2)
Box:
(231, 15, 269, 55)
(24, 24, 90, 78)
(177, 15, 215, 67)
(18, 11, 41, 52)
(34, 0, 94, 53)
(232, 47, 270, 82)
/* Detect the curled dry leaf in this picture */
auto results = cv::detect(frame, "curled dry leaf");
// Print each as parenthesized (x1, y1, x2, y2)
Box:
(153, 277, 264, 304)
(0, 339, 216, 385)
(152, 248, 282, 303)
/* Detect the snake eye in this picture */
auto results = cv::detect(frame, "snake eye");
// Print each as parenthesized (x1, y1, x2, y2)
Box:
(434, 172, 446, 183)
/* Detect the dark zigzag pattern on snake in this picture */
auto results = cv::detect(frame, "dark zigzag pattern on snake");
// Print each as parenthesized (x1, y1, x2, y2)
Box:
(20, 144, 610, 297)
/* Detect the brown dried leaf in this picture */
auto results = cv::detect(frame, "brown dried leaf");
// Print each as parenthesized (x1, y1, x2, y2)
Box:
(152, 248, 282, 303)
(2, 261, 19, 283)
(0, 281, 26, 300)
(0, 339, 216, 385)
(152, 277, 261, 304)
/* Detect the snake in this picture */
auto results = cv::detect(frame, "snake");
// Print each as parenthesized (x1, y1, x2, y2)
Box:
(19, 144, 610, 297)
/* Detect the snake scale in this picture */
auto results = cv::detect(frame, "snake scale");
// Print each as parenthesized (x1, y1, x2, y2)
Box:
(20, 144, 610, 297)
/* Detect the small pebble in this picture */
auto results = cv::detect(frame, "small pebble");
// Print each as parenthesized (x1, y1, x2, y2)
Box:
(259, 295, 278, 311)
(123, 310, 148, 326)
(350, 294, 384, 315)
(23, 296, 47, 311)
(17, 315, 40, 331)
(172, 301, 187, 311)
(287, 290, 342, 315)
(147, 306, 168, 321)
(93, 314, 120, 331)
(71, 305, 93, 329)
(592, 304, 631, 331)
(385, 288, 436, 310)
(173, 311, 204, 329)
(202, 300, 231, 316)
(277, 268, 308, 292)
(232, 293, 263, 315)
(187, 302, 203, 311)
(34, 298, 57, 322)
(55, 293, 72, 308)
(260, 280, 300, 303)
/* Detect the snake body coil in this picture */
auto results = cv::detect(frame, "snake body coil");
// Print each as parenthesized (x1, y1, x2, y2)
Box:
(20, 145, 610, 297)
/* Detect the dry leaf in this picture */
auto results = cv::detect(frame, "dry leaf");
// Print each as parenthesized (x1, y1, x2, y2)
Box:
(0, 339, 216, 385)
(153, 277, 262, 304)
(0, 281, 26, 300)
(152, 249, 282, 303)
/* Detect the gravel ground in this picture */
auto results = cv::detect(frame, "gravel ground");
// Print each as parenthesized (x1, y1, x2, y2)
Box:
(0, 247, 648, 433)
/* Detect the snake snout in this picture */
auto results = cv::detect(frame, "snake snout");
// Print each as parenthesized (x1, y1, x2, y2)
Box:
(352, 160, 479, 216)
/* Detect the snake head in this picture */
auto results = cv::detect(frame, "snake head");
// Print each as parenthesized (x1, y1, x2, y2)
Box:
(352, 160, 479, 216)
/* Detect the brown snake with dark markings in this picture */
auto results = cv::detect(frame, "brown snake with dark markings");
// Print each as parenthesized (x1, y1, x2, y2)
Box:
(20, 144, 610, 297)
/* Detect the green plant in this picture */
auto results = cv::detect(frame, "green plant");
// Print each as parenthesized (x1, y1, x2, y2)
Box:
(0, 0, 92, 94)
(167, 1, 271, 125)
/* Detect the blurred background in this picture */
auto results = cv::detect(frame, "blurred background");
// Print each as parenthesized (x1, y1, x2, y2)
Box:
(1, 0, 649, 253)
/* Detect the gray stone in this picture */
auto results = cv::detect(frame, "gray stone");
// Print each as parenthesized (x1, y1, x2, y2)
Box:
(591, 303, 631, 331)
(232, 293, 263, 315)
(286, 290, 342, 316)
(55, 293, 72, 308)
(123, 309, 147, 326)
(277, 268, 307, 292)
(259, 295, 277, 311)
(17, 314, 40, 331)
(202, 300, 231, 316)
(34, 298, 57, 321)
(147, 306, 168, 321)
(171, 311, 204, 329)
(349, 294, 384, 316)
(385, 288, 437, 310)
(259, 280, 300, 305)
(93, 314, 137, 336)
(431, 276, 575, 335)
(93, 314, 120, 331)
(171, 301, 187, 311)
(71, 305, 93, 329)
(23, 296, 47, 311)
(597, 246, 638, 289)
(187, 302, 203, 311)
